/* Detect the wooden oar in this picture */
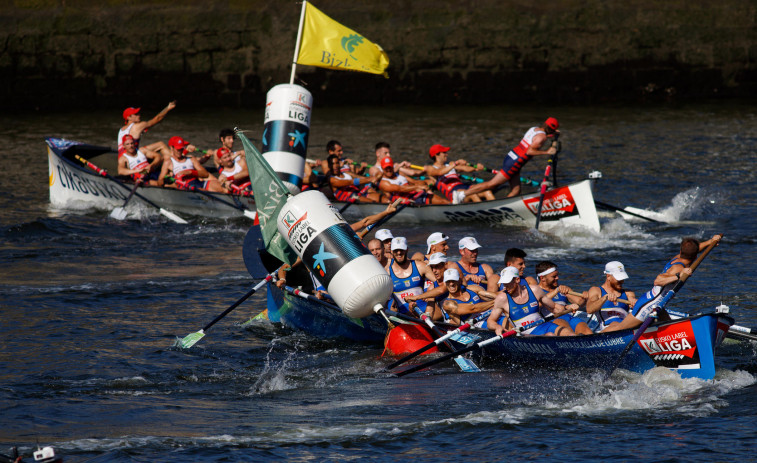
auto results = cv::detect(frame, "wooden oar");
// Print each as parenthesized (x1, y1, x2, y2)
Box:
(607, 238, 720, 377)
(75, 155, 188, 224)
(568, 290, 631, 305)
(357, 203, 407, 239)
(395, 329, 517, 377)
(110, 178, 144, 220)
(177, 272, 278, 348)
(534, 154, 556, 230)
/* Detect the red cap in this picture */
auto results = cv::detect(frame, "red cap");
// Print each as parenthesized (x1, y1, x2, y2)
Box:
(380, 156, 394, 169)
(545, 117, 559, 130)
(123, 107, 140, 120)
(216, 147, 231, 159)
(429, 144, 450, 158)
(168, 136, 190, 152)
(121, 134, 135, 144)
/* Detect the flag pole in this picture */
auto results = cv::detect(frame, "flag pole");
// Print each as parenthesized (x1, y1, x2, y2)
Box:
(290, 1, 307, 84)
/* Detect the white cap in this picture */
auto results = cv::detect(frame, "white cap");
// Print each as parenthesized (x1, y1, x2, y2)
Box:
(498, 266, 520, 284)
(375, 229, 393, 241)
(426, 232, 449, 253)
(428, 252, 447, 265)
(458, 236, 482, 251)
(443, 268, 461, 282)
(390, 237, 408, 251)
(604, 261, 629, 281)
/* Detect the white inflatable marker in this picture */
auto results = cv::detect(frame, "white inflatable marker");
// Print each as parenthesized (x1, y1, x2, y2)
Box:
(262, 84, 312, 194)
(277, 190, 393, 318)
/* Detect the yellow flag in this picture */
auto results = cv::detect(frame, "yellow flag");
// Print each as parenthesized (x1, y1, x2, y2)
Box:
(296, 2, 390, 76)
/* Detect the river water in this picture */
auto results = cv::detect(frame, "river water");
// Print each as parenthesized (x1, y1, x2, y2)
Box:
(1, 103, 756, 462)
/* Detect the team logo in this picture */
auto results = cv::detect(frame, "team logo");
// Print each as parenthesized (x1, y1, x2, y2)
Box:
(287, 130, 307, 149)
(311, 242, 338, 277)
(282, 210, 299, 230)
(341, 34, 364, 59)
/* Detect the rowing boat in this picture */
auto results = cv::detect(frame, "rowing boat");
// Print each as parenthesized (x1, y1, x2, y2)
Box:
(260, 283, 734, 379)
(335, 179, 601, 231)
(48, 137, 599, 229)
(47, 137, 256, 219)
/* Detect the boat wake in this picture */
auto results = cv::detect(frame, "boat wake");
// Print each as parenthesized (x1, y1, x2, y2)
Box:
(619, 187, 721, 225)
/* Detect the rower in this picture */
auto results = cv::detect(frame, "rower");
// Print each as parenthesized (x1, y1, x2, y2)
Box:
(118, 102, 175, 157)
(487, 266, 575, 336)
(206, 128, 246, 168)
(326, 154, 385, 203)
(535, 261, 593, 335)
(438, 268, 496, 326)
(584, 261, 638, 332)
(603, 235, 721, 332)
(367, 141, 424, 179)
(375, 229, 394, 259)
(158, 136, 226, 193)
(378, 157, 449, 205)
(455, 236, 495, 286)
(217, 147, 251, 194)
(411, 231, 449, 262)
(463, 117, 560, 199)
(385, 237, 436, 315)
(405, 252, 449, 321)
(490, 247, 537, 292)
(424, 144, 494, 204)
(368, 238, 389, 268)
(117, 134, 162, 185)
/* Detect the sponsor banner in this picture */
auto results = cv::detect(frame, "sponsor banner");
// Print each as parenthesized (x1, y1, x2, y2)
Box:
(264, 87, 312, 124)
(301, 223, 367, 288)
(522, 186, 578, 221)
(637, 320, 701, 370)
(261, 120, 310, 157)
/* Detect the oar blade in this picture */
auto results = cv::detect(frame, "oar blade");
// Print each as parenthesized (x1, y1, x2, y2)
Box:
(178, 329, 205, 349)
(110, 207, 128, 220)
(159, 208, 188, 224)
(454, 355, 480, 373)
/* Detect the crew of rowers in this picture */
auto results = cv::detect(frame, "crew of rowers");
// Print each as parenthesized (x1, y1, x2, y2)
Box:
(116, 103, 505, 203)
(281, 228, 722, 337)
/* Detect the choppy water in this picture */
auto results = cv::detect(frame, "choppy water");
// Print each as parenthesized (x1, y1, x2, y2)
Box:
(1, 103, 757, 462)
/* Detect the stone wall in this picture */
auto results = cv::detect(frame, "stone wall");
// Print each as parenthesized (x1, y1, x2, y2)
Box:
(2, 0, 756, 110)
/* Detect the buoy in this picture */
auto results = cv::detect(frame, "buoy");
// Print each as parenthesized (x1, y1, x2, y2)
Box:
(276, 190, 393, 318)
(385, 324, 438, 356)
(262, 84, 312, 194)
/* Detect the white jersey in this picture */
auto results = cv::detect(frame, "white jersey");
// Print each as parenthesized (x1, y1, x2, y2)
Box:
(117, 123, 134, 153)
(219, 160, 243, 179)
(170, 157, 196, 179)
(123, 150, 150, 172)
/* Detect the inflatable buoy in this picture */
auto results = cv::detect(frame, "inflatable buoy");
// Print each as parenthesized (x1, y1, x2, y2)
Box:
(384, 324, 438, 356)
(276, 190, 393, 318)
(262, 84, 312, 194)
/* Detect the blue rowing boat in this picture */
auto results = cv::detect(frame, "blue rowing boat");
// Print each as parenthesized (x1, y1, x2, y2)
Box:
(264, 283, 734, 379)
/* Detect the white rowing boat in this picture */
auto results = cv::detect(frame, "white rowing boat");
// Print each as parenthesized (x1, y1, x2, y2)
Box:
(336, 179, 600, 231)
(47, 138, 256, 219)
(48, 137, 599, 230)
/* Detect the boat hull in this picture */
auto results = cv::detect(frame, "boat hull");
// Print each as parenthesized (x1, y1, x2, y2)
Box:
(264, 283, 732, 379)
(47, 137, 255, 219)
(336, 179, 600, 231)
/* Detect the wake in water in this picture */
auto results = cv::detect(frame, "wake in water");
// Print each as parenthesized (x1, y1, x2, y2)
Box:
(619, 186, 725, 224)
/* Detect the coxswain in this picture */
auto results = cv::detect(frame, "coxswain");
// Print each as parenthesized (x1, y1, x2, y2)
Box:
(326, 154, 385, 203)
(603, 235, 722, 332)
(535, 260, 593, 335)
(118, 102, 176, 156)
(464, 117, 560, 199)
(378, 157, 449, 205)
(117, 134, 162, 185)
(385, 237, 437, 315)
(217, 147, 251, 194)
(424, 144, 494, 204)
(158, 136, 226, 192)
(487, 266, 575, 336)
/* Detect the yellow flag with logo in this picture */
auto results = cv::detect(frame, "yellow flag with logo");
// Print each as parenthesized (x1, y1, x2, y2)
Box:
(296, 2, 390, 76)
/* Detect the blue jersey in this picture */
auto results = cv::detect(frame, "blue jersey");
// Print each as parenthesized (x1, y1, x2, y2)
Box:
(388, 259, 425, 314)
(456, 261, 487, 281)
(445, 287, 482, 323)
(598, 287, 631, 328)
